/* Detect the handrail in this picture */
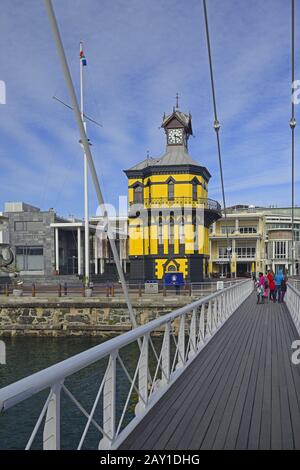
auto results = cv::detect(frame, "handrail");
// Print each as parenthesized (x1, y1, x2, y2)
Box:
(287, 282, 300, 335)
(0, 279, 252, 450)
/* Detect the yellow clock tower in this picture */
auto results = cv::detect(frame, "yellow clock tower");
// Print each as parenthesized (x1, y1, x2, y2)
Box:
(124, 106, 221, 282)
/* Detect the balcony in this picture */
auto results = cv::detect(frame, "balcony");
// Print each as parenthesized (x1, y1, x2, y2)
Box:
(129, 197, 222, 224)
(130, 197, 221, 211)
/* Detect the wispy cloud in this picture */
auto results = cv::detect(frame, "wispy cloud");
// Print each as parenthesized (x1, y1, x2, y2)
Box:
(0, 0, 298, 217)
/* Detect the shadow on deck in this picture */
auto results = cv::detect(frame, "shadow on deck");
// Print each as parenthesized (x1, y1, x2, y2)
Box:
(120, 293, 300, 450)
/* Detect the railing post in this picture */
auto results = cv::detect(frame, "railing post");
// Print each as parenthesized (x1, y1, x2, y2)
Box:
(58, 283, 62, 298)
(161, 322, 170, 385)
(32, 283, 36, 298)
(99, 351, 117, 449)
(43, 382, 62, 450)
(64, 282, 67, 296)
(188, 308, 197, 358)
(176, 313, 186, 369)
(212, 299, 218, 331)
(207, 301, 212, 335)
(199, 304, 205, 343)
(135, 334, 149, 416)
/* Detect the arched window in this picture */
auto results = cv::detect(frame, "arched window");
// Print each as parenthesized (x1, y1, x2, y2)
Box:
(147, 180, 151, 203)
(179, 216, 185, 244)
(134, 185, 143, 204)
(168, 180, 174, 201)
(158, 213, 163, 245)
(193, 180, 198, 201)
(169, 213, 174, 245)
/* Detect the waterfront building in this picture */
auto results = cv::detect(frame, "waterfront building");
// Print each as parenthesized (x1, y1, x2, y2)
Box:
(124, 107, 222, 282)
(209, 205, 300, 277)
(2, 203, 299, 281)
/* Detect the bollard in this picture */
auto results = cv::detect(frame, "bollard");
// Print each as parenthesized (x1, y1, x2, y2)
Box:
(138, 283, 142, 298)
(106, 283, 109, 297)
(189, 283, 192, 296)
(163, 285, 166, 297)
(111, 283, 115, 297)
(5, 284, 9, 297)
(58, 284, 62, 297)
(82, 285, 85, 297)
(64, 282, 67, 296)
(32, 283, 36, 297)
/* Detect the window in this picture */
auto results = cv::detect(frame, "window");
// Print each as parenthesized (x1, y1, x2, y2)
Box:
(235, 246, 256, 258)
(219, 247, 230, 258)
(169, 214, 174, 245)
(16, 246, 44, 271)
(158, 214, 163, 245)
(239, 227, 257, 234)
(168, 181, 174, 201)
(134, 185, 143, 204)
(179, 217, 185, 244)
(192, 181, 198, 201)
(221, 226, 235, 235)
(274, 241, 287, 259)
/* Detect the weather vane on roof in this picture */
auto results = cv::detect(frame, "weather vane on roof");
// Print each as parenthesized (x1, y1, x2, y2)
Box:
(175, 93, 180, 110)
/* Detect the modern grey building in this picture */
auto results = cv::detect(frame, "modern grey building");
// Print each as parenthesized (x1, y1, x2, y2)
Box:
(3, 202, 129, 280)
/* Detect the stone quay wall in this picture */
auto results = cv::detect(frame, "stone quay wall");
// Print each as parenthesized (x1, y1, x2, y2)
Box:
(0, 296, 193, 337)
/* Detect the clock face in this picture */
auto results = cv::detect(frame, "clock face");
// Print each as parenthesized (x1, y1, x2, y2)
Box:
(168, 128, 183, 145)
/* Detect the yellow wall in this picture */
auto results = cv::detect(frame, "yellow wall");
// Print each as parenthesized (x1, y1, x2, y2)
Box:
(128, 172, 211, 279)
(155, 258, 188, 280)
(128, 174, 208, 205)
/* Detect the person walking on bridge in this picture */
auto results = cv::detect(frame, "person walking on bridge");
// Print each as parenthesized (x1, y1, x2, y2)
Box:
(267, 270, 275, 302)
(274, 270, 284, 302)
(256, 272, 266, 304)
(279, 270, 288, 303)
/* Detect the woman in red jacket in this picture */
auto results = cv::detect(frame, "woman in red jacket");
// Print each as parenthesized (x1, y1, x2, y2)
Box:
(267, 270, 275, 302)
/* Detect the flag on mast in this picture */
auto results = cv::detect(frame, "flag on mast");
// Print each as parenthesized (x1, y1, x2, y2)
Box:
(80, 50, 87, 66)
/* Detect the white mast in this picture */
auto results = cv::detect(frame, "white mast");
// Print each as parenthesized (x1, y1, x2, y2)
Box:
(80, 41, 90, 286)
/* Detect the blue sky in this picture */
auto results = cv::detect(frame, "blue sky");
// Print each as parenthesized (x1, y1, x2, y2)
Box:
(0, 0, 299, 218)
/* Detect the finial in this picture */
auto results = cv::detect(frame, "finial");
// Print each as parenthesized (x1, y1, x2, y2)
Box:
(175, 92, 180, 110)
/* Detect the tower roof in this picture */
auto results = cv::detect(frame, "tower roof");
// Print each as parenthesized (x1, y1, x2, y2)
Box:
(161, 109, 193, 135)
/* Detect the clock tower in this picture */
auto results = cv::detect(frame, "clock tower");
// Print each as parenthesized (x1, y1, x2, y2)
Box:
(162, 106, 193, 149)
(124, 105, 221, 283)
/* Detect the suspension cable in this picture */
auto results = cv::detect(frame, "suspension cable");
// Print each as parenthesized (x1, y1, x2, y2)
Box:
(202, 0, 233, 276)
(290, 0, 296, 277)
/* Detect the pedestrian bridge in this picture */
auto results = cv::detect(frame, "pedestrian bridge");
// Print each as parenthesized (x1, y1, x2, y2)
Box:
(0, 279, 300, 450)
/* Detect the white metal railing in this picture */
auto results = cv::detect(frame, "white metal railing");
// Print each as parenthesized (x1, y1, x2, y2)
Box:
(0, 279, 252, 450)
(286, 282, 300, 335)
(190, 279, 243, 296)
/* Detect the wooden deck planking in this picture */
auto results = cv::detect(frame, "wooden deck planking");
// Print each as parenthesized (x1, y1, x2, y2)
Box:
(120, 294, 300, 450)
